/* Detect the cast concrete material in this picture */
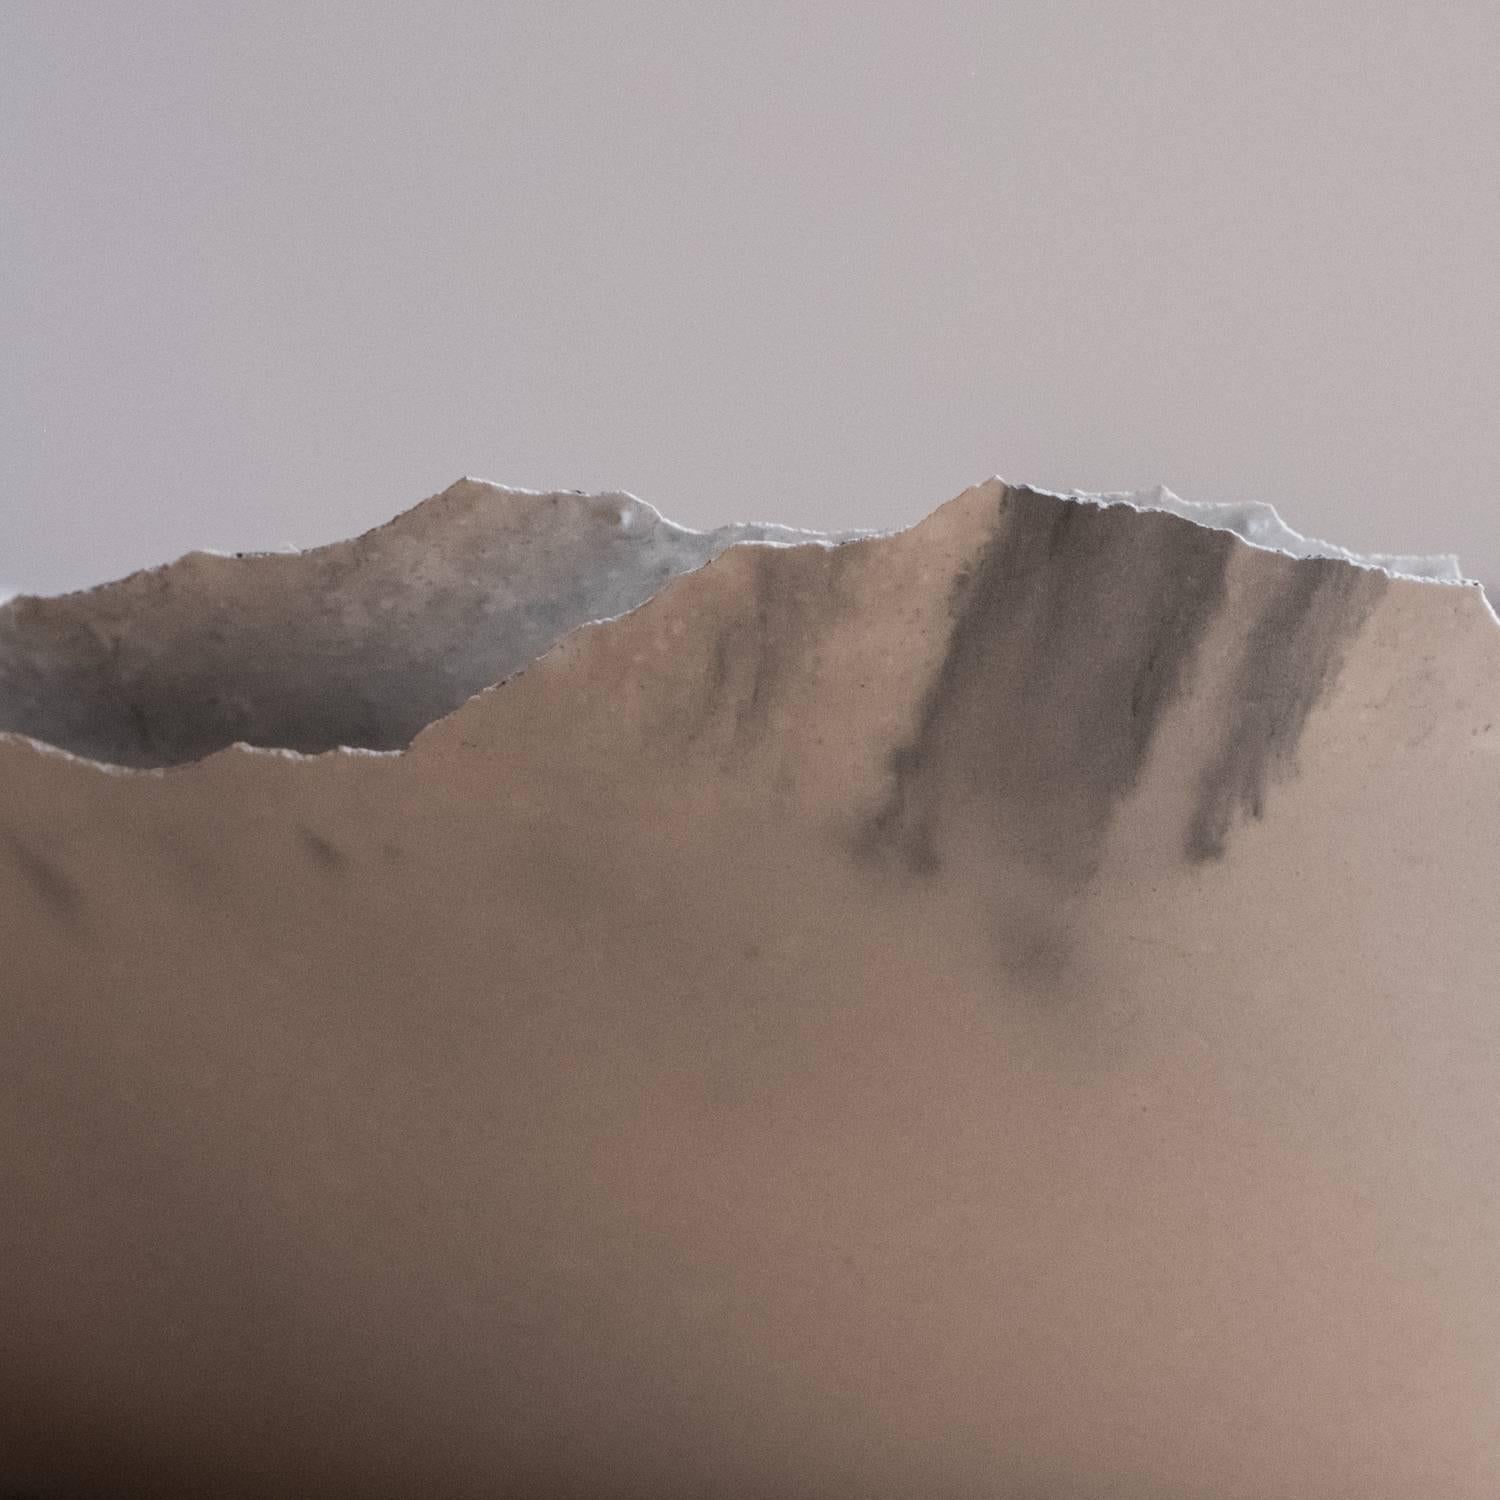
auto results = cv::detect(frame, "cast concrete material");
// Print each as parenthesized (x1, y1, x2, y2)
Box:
(0, 480, 876, 768)
(0, 477, 1464, 774)
(0, 477, 1463, 773)
(1085, 482, 1469, 582)
(3, 479, 1499, 1497)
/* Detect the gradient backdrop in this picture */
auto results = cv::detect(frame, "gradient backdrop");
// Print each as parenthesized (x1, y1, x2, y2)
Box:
(3, 1, 1497, 596)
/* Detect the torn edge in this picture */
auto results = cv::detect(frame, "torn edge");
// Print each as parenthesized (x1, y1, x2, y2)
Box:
(0, 479, 880, 609)
(1061, 482, 1467, 583)
(1056, 480, 1500, 631)
(1, 475, 1494, 778)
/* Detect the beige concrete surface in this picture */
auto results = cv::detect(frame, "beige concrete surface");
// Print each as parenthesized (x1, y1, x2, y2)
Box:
(3, 481, 1499, 1497)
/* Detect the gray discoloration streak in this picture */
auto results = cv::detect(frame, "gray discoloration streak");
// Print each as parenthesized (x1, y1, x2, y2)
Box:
(857, 486, 1233, 886)
(1186, 558, 1386, 861)
(0, 482, 874, 770)
(3, 830, 84, 921)
(690, 542, 862, 756)
(298, 827, 347, 873)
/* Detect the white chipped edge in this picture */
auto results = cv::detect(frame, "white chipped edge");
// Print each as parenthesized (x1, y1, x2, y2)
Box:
(0, 480, 884, 775)
(0, 474, 1476, 595)
(3, 475, 1497, 776)
(1065, 482, 1469, 581)
(1031, 479, 1500, 629)
(0, 479, 883, 607)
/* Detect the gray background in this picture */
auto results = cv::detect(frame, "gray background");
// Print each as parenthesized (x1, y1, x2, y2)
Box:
(3, 1, 1497, 597)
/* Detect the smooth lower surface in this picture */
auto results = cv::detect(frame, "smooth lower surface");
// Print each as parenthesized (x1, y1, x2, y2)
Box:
(4, 482, 1499, 1497)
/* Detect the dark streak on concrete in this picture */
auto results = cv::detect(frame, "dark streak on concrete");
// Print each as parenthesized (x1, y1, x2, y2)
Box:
(1186, 557, 1386, 861)
(3, 831, 84, 922)
(730, 552, 793, 743)
(737, 586, 777, 739)
(298, 826, 347, 873)
(856, 487, 1233, 886)
(691, 543, 861, 756)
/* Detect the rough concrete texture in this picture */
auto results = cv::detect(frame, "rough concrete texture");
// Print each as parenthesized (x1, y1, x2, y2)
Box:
(0, 480, 875, 767)
(3, 479, 1498, 1498)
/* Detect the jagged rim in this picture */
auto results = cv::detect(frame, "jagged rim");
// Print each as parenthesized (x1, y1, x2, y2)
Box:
(0, 475, 1491, 779)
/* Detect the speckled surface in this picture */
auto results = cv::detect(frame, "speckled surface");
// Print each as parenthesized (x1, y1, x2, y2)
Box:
(0, 479, 874, 767)
(3, 478, 1498, 1497)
